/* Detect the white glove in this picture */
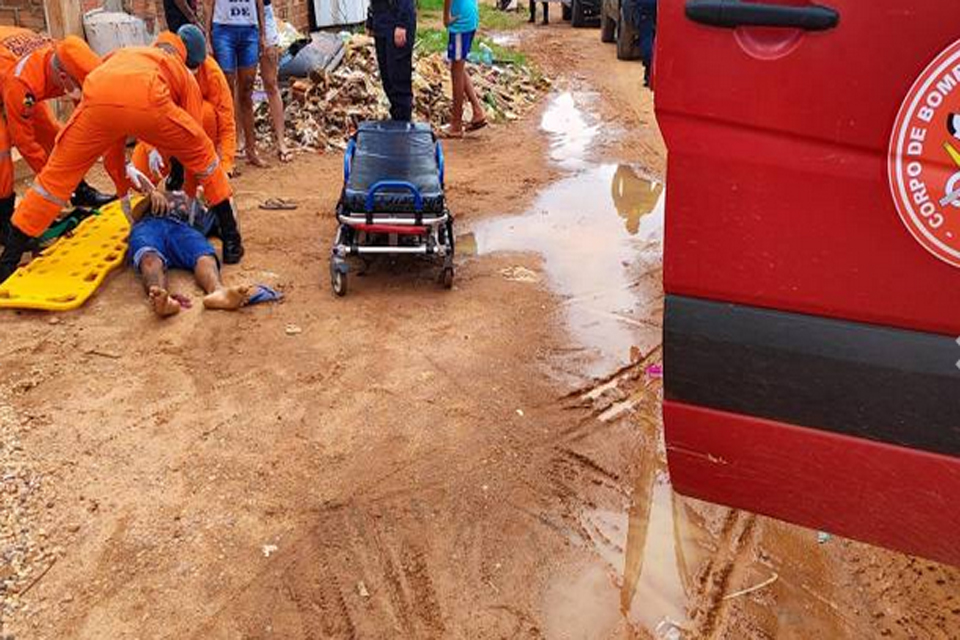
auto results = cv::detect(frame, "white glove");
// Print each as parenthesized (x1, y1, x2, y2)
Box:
(125, 163, 154, 193)
(147, 149, 165, 177)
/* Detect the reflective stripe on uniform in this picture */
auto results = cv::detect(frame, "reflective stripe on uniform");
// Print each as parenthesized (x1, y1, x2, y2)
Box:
(197, 157, 220, 179)
(0, 149, 11, 160)
(13, 52, 32, 78)
(31, 182, 69, 208)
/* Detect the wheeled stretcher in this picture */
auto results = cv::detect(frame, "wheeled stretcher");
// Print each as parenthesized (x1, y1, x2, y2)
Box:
(330, 121, 454, 296)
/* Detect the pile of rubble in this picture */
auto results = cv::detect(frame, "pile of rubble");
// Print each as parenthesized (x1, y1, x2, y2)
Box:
(255, 35, 549, 151)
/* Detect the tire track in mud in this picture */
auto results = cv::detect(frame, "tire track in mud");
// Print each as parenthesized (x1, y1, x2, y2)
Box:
(194, 502, 446, 639)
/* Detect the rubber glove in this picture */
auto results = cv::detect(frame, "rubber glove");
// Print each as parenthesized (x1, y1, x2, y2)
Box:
(125, 163, 154, 193)
(147, 149, 165, 177)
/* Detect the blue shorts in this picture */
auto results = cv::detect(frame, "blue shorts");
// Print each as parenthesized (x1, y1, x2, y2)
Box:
(129, 217, 217, 272)
(212, 23, 260, 73)
(447, 31, 476, 62)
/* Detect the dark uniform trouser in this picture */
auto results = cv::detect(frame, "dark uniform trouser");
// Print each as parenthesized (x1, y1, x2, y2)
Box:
(375, 30, 415, 122)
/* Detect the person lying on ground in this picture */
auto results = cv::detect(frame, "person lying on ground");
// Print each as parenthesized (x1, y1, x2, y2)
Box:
(128, 188, 249, 318)
(442, 0, 487, 138)
(0, 32, 243, 284)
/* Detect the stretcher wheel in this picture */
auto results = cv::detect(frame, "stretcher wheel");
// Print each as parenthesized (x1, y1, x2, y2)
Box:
(332, 270, 348, 297)
(441, 267, 455, 289)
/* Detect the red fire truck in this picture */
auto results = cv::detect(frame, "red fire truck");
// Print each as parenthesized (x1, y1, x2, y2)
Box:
(656, 0, 960, 566)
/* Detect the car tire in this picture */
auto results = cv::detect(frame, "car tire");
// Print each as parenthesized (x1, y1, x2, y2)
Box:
(571, 0, 587, 27)
(601, 11, 616, 42)
(562, 2, 572, 20)
(616, 2, 642, 60)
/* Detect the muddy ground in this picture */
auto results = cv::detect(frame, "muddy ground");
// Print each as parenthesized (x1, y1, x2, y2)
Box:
(2, 16, 959, 640)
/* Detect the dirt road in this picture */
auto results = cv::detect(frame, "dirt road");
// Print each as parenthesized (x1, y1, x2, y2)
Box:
(2, 17, 959, 640)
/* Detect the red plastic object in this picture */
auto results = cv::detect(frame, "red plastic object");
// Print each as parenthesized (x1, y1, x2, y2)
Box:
(665, 401, 960, 567)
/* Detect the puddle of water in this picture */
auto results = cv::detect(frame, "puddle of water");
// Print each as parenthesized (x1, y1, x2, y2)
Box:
(473, 164, 664, 380)
(545, 472, 711, 639)
(540, 92, 600, 169)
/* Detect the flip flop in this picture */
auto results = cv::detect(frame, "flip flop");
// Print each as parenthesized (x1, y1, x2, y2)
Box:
(259, 197, 298, 211)
(465, 119, 488, 132)
(278, 149, 294, 163)
(245, 285, 284, 306)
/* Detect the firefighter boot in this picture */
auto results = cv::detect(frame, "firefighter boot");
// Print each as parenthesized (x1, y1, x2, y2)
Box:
(0, 195, 15, 245)
(71, 180, 116, 208)
(0, 225, 35, 283)
(211, 199, 244, 264)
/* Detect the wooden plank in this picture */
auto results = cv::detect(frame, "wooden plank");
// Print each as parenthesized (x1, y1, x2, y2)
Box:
(43, 0, 84, 39)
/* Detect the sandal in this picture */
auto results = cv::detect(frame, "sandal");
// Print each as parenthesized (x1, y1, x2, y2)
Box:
(465, 119, 488, 133)
(259, 197, 298, 211)
(278, 148, 294, 163)
(439, 125, 464, 139)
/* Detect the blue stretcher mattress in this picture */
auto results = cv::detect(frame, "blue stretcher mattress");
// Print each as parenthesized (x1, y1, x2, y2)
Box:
(342, 121, 445, 215)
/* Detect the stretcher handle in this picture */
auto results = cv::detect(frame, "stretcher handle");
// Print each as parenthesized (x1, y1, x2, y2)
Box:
(365, 181, 424, 213)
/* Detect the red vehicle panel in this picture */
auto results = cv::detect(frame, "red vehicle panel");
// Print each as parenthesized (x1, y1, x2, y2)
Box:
(656, 0, 960, 565)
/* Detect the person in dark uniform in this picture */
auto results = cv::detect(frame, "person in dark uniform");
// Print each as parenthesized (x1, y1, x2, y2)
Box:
(368, 0, 416, 121)
(163, 0, 200, 32)
(638, 0, 657, 87)
(528, 0, 548, 25)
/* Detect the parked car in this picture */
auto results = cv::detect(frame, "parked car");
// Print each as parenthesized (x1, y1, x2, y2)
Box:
(600, 0, 642, 60)
(656, 0, 960, 567)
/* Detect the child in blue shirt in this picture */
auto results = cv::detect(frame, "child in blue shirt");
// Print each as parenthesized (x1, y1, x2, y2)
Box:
(442, 0, 487, 137)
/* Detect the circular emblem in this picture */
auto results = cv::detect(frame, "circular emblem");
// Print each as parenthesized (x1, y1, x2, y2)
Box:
(889, 38, 960, 268)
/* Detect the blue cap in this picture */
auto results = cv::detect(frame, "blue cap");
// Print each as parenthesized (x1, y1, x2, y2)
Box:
(177, 24, 206, 70)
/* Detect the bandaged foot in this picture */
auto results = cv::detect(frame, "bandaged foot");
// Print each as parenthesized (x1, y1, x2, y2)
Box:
(149, 286, 182, 317)
(203, 285, 250, 311)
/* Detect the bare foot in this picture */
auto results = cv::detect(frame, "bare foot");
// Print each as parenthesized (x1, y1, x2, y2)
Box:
(203, 285, 250, 311)
(246, 152, 269, 168)
(148, 286, 182, 318)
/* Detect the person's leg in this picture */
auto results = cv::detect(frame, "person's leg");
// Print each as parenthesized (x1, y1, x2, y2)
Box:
(140, 253, 181, 317)
(165, 222, 247, 309)
(195, 255, 248, 310)
(543, 1, 549, 24)
(529, 0, 536, 22)
(463, 69, 487, 125)
(375, 35, 398, 118)
(449, 58, 466, 132)
(259, 45, 290, 162)
(237, 66, 263, 166)
(129, 219, 180, 317)
(388, 28, 415, 121)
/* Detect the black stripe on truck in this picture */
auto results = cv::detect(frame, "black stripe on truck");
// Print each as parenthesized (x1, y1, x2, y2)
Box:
(664, 295, 960, 457)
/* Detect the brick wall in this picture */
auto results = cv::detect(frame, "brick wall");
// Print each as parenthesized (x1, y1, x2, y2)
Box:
(0, 0, 312, 35)
(0, 0, 50, 31)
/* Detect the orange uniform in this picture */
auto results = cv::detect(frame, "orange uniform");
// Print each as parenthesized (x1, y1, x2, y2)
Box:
(12, 46, 232, 238)
(0, 27, 55, 198)
(131, 55, 237, 182)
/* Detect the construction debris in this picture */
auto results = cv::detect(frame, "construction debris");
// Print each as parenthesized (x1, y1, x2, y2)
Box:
(255, 35, 550, 152)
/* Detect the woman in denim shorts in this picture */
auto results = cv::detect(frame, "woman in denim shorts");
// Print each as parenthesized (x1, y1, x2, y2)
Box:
(206, 0, 267, 167)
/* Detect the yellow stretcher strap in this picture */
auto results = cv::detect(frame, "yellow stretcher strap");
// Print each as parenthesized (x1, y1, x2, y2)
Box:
(0, 198, 134, 312)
